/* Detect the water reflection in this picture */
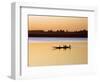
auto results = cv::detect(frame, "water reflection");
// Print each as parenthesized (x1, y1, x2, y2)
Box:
(28, 40, 88, 66)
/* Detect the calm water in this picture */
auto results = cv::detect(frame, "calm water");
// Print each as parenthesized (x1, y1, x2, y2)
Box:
(28, 38, 88, 66)
(29, 37, 87, 42)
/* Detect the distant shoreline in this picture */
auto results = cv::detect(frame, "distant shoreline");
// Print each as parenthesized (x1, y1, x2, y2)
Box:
(28, 30, 88, 38)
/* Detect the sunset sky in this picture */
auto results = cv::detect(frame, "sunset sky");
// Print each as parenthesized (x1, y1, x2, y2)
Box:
(28, 15, 88, 32)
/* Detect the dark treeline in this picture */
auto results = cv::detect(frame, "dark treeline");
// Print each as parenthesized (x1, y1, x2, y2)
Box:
(28, 29, 88, 38)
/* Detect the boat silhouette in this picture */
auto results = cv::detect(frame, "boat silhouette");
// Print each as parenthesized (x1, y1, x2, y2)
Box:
(53, 45, 71, 49)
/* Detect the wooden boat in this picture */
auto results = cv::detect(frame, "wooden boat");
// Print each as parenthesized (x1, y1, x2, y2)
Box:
(53, 45, 71, 49)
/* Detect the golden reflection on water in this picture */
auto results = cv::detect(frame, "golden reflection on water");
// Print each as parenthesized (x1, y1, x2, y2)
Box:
(28, 41, 87, 66)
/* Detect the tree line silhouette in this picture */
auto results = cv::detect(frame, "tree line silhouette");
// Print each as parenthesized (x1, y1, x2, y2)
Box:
(28, 29, 88, 38)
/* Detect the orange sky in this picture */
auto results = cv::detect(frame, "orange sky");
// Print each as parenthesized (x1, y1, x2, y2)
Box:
(28, 15, 88, 31)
